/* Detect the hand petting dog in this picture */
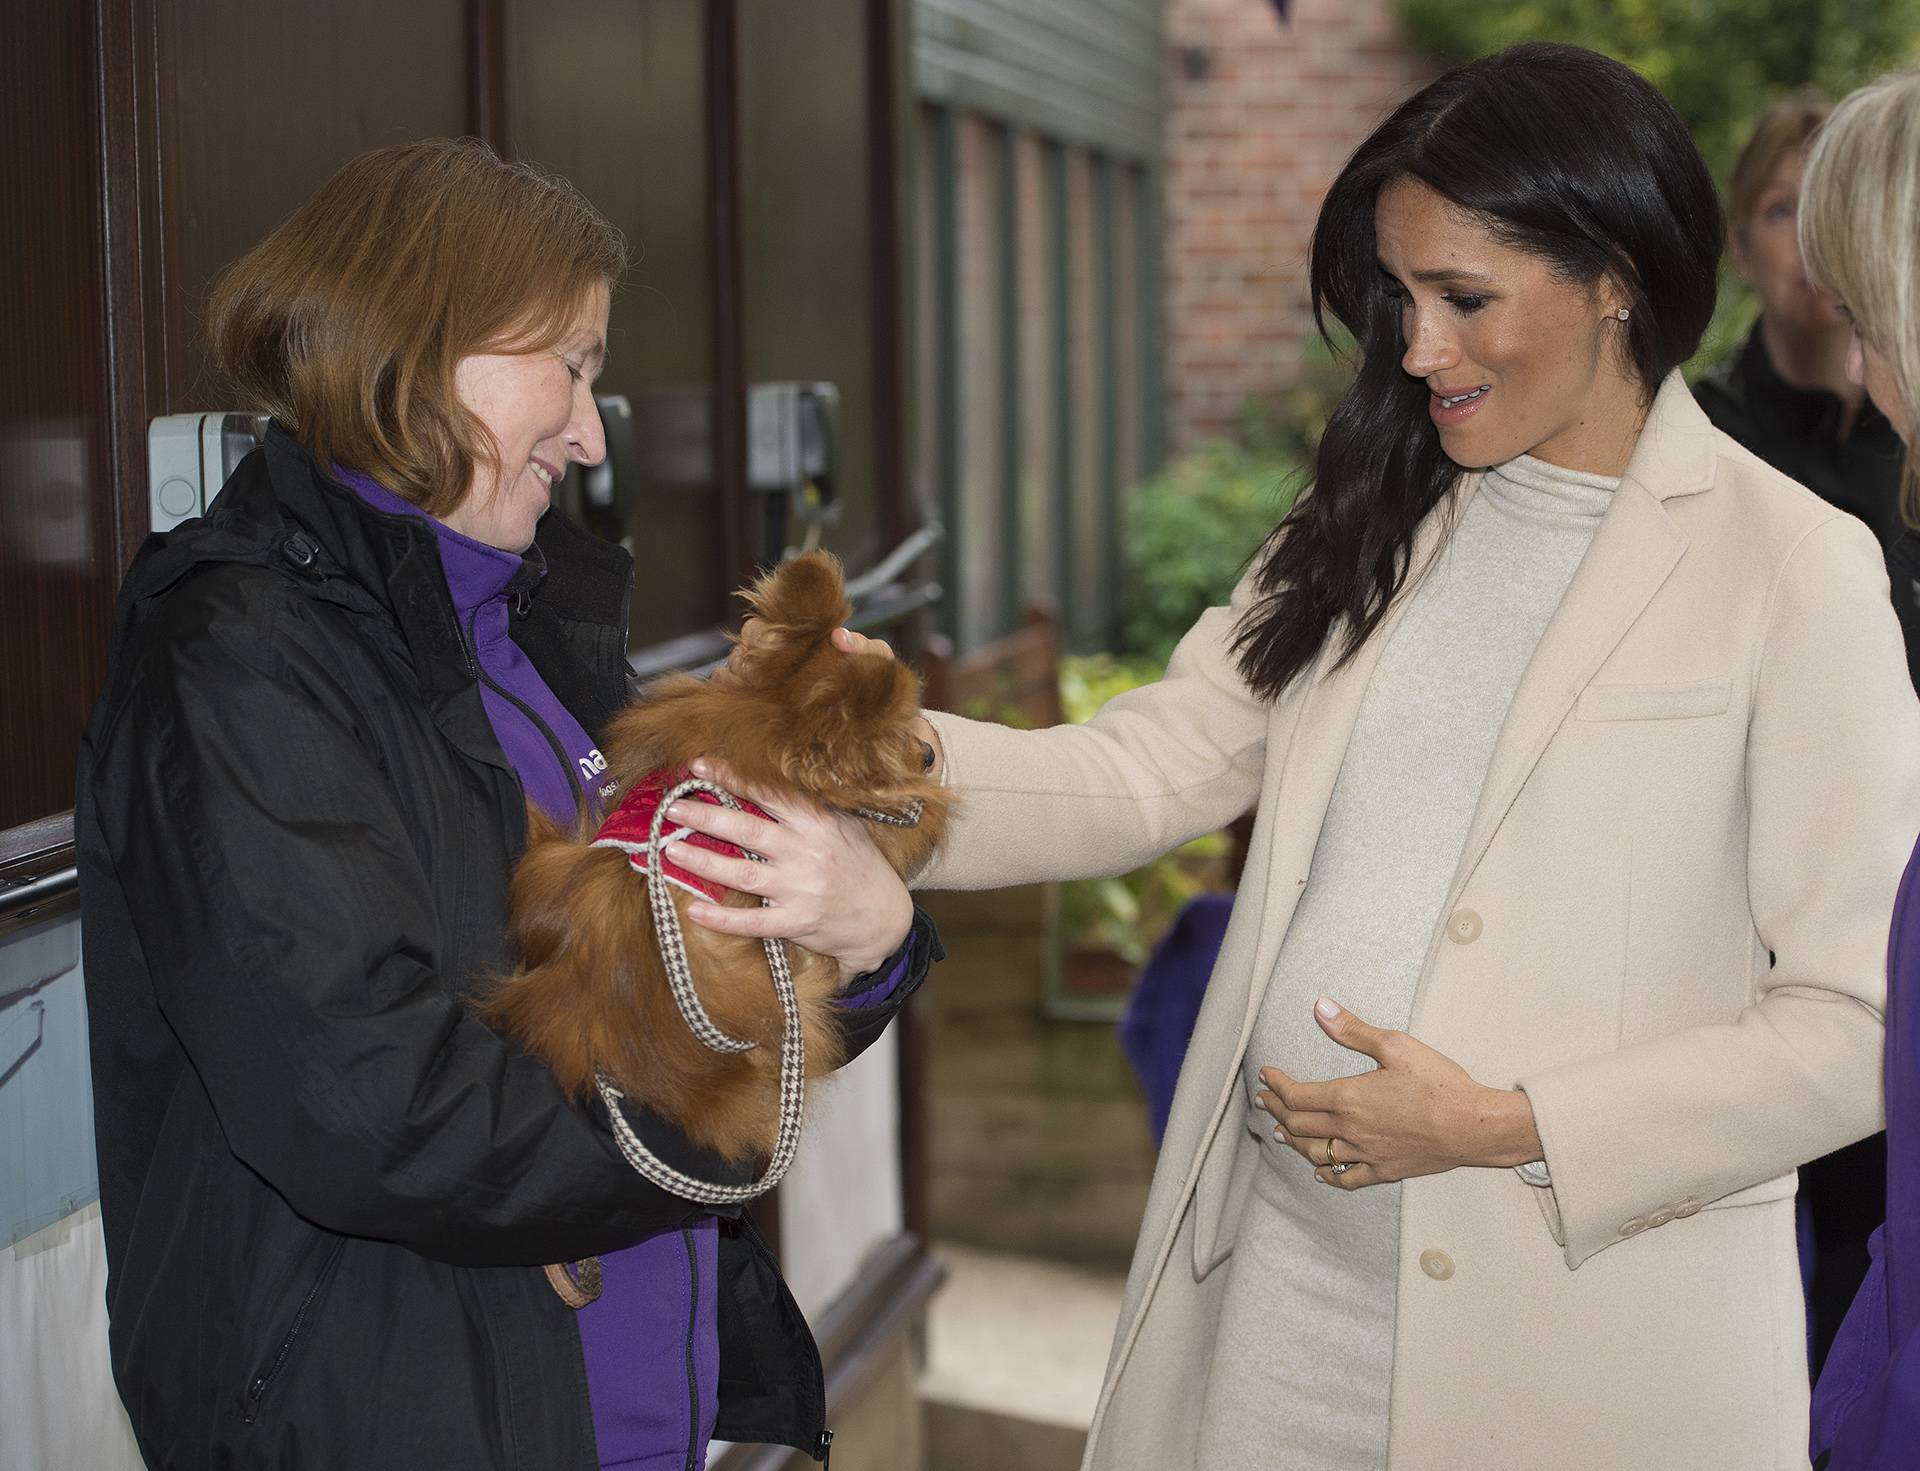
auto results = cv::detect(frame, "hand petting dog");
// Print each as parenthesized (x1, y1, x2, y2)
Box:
(668, 760, 915, 983)
(477, 552, 950, 1169)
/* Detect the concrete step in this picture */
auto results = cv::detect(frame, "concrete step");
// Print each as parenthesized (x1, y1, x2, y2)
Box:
(918, 1243, 1127, 1471)
(923, 1402, 1086, 1471)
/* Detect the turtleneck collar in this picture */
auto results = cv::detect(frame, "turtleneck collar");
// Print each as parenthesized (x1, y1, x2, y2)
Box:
(331, 465, 545, 616)
(1478, 452, 1619, 528)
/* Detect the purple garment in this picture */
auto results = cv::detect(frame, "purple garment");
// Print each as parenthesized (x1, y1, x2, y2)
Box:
(336, 470, 614, 824)
(1812, 831, 1920, 1467)
(336, 468, 718, 1471)
(837, 932, 915, 1010)
(1119, 893, 1233, 1143)
(575, 1229, 719, 1471)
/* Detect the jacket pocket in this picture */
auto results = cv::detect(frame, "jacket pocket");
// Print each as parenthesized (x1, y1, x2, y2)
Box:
(241, 1236, 348, 1424)
(1574, 676, 1732, 722)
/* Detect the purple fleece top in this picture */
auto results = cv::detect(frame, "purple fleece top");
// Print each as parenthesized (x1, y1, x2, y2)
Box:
(1812, 832, 1920, 1467)
(339, 470, 911, 1468)
(339, 469, 716, 1468)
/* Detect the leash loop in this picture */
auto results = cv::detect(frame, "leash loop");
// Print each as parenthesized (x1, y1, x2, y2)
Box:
(594, 778, 806, 1204)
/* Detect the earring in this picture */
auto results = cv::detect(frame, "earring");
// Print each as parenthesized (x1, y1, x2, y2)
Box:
(1614, 307, 1631, 321)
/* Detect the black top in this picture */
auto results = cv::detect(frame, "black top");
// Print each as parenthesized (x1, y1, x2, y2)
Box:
(76, 427, 938, 1468)
(1696, 327, 1920, 691)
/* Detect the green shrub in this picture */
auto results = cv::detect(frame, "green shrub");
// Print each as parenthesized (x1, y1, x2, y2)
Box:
(1056, 653, 1235, 965)
(1118, 446, 1302, 667)
(1388, 0, 1920, 378)
(1392, 0, 1920, 184)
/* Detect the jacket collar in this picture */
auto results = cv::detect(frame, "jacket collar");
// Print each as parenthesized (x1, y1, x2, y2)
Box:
(254, 427, 479, 703)
(252, 424, 627, 619)
(1618, 369, 1718, 503)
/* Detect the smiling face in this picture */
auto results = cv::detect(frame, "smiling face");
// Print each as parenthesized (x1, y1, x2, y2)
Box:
(446, 280, 611, 551)
(1374, 176, 1649, 474)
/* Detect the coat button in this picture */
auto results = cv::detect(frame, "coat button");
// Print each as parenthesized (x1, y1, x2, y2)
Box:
(1648, 1206, 1676, 1228)
(1674, 1198, 1701, 1218)
(1446, 909, 1483, 944)
(1419, 1248, 1455, 1281)
(1618, 1217, 1647, 1237)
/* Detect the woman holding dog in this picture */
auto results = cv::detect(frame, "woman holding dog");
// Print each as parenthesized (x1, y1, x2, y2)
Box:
(818, 43, 1920, 1468)
(76, 139, 934, 1470)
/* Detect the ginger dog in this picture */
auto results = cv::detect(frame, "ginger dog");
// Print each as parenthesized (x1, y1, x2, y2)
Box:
(480, 552, 948, 1165)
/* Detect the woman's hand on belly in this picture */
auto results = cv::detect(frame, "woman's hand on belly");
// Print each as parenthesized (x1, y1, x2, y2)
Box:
(1253, 997, 1545, 1190)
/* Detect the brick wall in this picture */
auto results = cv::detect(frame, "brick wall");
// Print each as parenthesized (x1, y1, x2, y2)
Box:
(1163, 0, 1440, 450)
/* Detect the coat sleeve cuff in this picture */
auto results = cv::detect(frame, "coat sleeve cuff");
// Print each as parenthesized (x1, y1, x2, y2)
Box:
(830, 906, 945, 1065)
(834, 928, 916, 1009)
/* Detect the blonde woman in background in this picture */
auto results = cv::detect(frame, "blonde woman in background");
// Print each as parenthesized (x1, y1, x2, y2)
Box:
(1696, 88, 1916, 1378)
(1799, 67, 1920, 1471)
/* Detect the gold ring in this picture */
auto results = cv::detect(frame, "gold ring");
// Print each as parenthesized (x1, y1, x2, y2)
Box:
(1324, 1136, 1338, 1168)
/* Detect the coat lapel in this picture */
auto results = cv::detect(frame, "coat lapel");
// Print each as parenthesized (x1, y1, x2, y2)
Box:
(1430, 372, 1712, 948)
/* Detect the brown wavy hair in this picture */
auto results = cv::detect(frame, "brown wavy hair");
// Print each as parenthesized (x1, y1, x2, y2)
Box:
(205, 138, 626, 517)
(1230, 45, 1721, 702)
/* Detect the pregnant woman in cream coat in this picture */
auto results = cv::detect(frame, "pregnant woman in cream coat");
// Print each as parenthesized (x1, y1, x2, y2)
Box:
(724, 44, 1920, 1470)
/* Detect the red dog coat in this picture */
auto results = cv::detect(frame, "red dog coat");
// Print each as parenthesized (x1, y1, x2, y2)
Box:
(590, 768, 774, 904)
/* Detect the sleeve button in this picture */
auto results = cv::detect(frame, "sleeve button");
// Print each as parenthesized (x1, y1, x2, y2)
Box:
(1419, 1248, 1455, 1281)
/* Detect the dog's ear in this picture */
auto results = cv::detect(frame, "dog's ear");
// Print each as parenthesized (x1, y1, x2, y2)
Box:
(776, 647, 923, 794)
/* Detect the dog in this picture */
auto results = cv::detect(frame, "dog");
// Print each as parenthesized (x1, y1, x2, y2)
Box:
(479, 552, 949, 1171)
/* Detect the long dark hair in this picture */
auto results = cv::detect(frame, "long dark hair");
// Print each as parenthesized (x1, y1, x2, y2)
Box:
(1231, 44, 1722, 701)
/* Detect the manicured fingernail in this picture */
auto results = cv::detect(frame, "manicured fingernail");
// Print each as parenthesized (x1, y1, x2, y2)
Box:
(1314, 1171, 1330, 1185)
(1273, 1127, 1286, 1141)
(1315, 996, 1340, 1020)
(665, 802, 688, 820)
(691, 759, 712, 777)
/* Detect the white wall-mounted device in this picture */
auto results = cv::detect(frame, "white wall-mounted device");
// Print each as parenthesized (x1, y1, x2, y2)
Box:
(147, 413, 271, 532)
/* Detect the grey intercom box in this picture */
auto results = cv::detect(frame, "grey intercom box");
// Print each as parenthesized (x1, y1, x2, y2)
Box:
(148, 413, 271, 532)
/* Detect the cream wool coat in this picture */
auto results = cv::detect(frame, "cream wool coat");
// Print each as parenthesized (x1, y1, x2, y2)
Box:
(920, 375, 1920, 1469)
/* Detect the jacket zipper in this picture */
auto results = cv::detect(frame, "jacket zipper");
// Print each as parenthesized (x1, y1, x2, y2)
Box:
(243, 1239, 346, 1424)
(683, 1227, 701, 1471)
(462, 610, 588, 825)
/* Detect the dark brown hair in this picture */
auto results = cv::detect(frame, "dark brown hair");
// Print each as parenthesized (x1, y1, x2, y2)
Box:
(206, 138, 626, 516)
(1232, 44, 1722, 701)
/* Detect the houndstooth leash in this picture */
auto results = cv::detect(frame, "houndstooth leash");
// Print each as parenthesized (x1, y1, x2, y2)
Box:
(591, 778, 806, 1204)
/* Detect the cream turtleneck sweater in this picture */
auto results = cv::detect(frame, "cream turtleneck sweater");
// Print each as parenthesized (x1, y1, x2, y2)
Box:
(1197, 453, 1621, 1470)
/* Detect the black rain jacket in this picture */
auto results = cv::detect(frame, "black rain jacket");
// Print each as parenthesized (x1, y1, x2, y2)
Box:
(76, 426, 938, 1469)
